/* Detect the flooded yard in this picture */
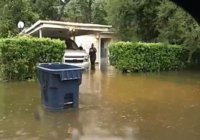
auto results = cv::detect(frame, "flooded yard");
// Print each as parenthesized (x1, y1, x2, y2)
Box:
(1, 66, 200, 140)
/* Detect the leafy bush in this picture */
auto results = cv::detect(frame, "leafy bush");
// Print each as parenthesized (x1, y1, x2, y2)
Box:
(0, 37, 66, 81)
(109, 42, 191, 72)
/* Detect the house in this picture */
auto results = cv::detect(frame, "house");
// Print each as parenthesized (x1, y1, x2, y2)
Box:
(20, 20, 118, 65)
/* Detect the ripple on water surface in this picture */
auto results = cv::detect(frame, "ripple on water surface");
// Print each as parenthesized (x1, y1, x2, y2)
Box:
(0, 67, 200, 140)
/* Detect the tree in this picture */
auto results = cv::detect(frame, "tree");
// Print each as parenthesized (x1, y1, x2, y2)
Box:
(0, 0, 39, 37)
(63, 0, 92, 23)
(64, 0, 107, 24)
(64, 0, 83, 22)
(156, 0, 200, 47)
(105, 0, 137, 41)
(105, 0, 160, 42)
(135, 0, 161, 42)
(31, 0, 60, 20)
(92, 0, 107, 24)
(156, 0, 200, 61)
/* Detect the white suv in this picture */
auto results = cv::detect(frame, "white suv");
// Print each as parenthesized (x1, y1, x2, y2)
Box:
(62, 38, 89, 69)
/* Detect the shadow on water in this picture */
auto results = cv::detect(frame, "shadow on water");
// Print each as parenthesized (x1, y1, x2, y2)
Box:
(1, 66, 200, 140)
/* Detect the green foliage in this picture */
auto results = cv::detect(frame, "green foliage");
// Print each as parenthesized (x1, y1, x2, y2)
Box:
(92, 0, 107, 24)
(64, 0, 85, 22)
(0, 0, 39, 38)
(156, 0, 200, 62)
(0, 0, 109, 37)
(105, 0, 160, 42)
(64, 0, 107, 24)
(105, 0, 136, 41)
(105, 0, 200, 54)
(0, 37, 66, 81)
(1, 0, 200, 58)
(156, 0, 200, 46)
(32, 0, 61, 20)
(109, 42, 192, 72)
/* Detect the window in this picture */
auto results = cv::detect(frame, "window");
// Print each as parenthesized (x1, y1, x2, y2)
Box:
(51, 37, 79, 50)
(65, 39, 79, 50)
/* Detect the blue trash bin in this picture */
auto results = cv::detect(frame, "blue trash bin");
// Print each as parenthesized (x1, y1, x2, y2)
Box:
(36, 63, 84, 110)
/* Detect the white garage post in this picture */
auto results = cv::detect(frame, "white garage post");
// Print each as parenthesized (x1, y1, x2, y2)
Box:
(73, 29, 76, 41)
(39, 29, 42, 38)
(98, 33, 101, 69)
(73, 35, 76, 41)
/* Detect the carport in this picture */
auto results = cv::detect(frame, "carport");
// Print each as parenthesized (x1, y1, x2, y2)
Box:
(21, 20, 112, 65)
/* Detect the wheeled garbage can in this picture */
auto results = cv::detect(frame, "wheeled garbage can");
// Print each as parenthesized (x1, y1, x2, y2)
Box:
(36, 63, 84, 110)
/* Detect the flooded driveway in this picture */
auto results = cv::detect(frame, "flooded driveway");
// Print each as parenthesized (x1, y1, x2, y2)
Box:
(1, 66, 200, 140)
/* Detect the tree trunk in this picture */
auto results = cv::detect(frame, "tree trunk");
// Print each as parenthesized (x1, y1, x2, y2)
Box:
(88, 0, 92, 23)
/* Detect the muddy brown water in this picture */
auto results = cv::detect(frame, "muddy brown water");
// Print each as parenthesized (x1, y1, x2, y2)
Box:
(1, 66, 200, 140)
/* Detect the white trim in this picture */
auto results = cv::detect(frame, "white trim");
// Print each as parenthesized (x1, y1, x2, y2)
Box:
(43, 24, 68, 30)
(26, 24, 111, 38)
(27, 24, 43, 35)
(40, 20, 112, 28)
(41, 24, 109, 32)
(25, 20, 42, 34)
(24, 20, 112, 35)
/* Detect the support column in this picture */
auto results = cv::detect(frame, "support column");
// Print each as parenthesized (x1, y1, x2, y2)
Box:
(98, 33, 101, 69)
(72, 30, 76, 41)
(39, 29, 42, 38)
(73, 35, 76, 41)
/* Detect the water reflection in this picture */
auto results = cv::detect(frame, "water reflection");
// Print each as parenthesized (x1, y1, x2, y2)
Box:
(0, 67, 200, 140)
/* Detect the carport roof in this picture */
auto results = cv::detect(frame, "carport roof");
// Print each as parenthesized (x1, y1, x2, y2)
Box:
(21, 20, 112, 37)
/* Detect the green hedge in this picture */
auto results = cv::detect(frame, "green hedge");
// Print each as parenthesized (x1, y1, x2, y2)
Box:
(109, 42, 192, 72)
(0, 37, 66, 81)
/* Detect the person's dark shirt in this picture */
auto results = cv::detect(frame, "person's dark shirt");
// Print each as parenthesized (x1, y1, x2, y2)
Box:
(89, 47, 97, 58)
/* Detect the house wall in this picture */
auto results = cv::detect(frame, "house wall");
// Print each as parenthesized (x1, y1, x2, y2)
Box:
(75, 34, 99, 62)
(75, 33, 119, 63)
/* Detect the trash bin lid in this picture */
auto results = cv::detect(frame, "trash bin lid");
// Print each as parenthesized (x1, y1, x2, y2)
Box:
(37, 63, 84, 81)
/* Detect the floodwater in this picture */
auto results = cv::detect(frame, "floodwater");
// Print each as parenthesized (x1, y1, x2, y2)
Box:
(1, 66, 200, 140)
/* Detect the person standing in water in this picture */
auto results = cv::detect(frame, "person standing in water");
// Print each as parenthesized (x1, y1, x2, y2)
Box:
(89, 43, 97, 70)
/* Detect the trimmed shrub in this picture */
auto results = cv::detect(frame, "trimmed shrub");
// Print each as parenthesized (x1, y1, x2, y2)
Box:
(0, 37, 66, 81)
(109, 42, 190, 72)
